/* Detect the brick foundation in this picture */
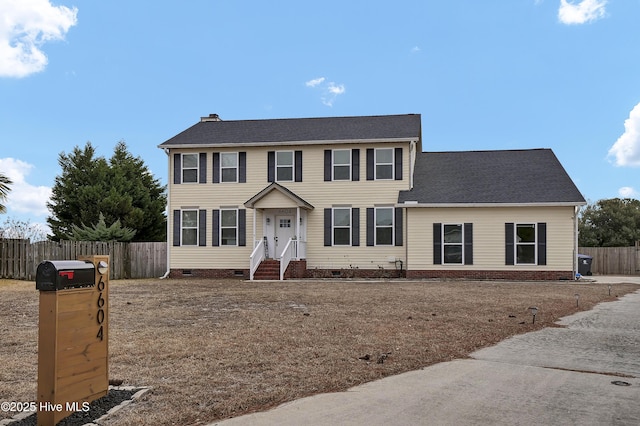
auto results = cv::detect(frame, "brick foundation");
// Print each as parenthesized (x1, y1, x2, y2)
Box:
(406, 270, 574, 281)
(169, 269, 248, 279)
(304, 267, 405, 279)
(169, 267, 571, 281)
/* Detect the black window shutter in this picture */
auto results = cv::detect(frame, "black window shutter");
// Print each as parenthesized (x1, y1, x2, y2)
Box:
(173, 210, 181, 246)
(505, 223, 515, 265)
(537, 222, 547, 265)
(464, 223, 473, 265)
(324, 150, 332, 181)
(366, 149, 374, 180)
(212, 209, 220, 247)
(352, 149, 360, 181)
(199, 210, 207, 246)
(352, 208, 360, 246)
(199, 153, 207, 184)
(394, 147, 403, 180)
(239, 152, 247, 183)
(238, 209, 247, 246)
(295, 150, 303, 182)
(173, 154, 181, 184)
(395, 208, 403, 246)
(267, 151, 275, 182)
(324, 209, 332, 246)
(212, 153, 220, 184)
(433, 223, 442, 264)
(366, 208, 374, 246)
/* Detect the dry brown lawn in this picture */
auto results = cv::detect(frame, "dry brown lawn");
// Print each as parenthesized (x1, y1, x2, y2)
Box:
(1, 278, 638, 425)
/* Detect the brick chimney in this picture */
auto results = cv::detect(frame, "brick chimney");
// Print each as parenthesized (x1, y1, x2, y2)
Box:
(201, 113, 222, 122)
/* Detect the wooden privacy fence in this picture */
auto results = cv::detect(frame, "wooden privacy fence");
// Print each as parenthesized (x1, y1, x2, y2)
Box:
(0, 239, 167, 280)
(579, 242, 640, 276)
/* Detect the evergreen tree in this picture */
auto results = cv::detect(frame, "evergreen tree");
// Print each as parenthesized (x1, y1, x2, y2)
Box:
(66, 212, 136, 241)
(47, 141, 166, 241)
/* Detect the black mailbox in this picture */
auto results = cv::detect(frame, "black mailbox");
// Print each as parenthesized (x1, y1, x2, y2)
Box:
(36, 260, 95, 291)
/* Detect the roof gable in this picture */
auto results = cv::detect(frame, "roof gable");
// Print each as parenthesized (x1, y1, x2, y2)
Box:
(159, 114, 421, 148)
(245, 183, 314, 210)
(399, 149, 585, 205)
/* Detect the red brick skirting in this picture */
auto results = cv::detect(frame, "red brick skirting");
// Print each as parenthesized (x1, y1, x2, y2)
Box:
(169, 269, 248, 279)
(406, 270, 574, 281)
(170, 267, 571, 281)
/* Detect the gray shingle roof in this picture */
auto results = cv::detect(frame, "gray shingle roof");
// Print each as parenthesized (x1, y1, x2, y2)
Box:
(159, 114, 421, 147)
(399, 149, 585, 205)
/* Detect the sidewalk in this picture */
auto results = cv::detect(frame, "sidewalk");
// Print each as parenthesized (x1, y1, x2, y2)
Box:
(213, 279, 640, 425)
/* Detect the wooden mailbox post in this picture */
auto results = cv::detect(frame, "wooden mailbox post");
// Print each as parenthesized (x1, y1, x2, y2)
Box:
(36, 255, 109, 425)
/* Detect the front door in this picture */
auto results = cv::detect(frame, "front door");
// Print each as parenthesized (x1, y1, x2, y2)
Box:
(275, 216, 294, 258)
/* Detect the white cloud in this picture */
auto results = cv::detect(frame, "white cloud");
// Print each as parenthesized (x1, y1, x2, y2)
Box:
(0, 158, 51, 216)
(0, 0, 78, 78)
(305, 77, 326, 88)
(618, 187, 639, 198)
(411, 46, 421, 53)
(306, 76, 346, 107)
(608, 102, 640, 167)
(558, 0, 607, 25)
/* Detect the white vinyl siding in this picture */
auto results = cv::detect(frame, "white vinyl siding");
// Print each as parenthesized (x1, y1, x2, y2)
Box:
(405, 207, 576, 272)
(169, 143, 410, 270)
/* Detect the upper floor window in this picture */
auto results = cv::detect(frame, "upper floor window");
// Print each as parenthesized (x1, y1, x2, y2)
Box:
(333, 150, 351, 180)
(221, 153, 238, 183)
(375, 148, 394, 180)
(276, 151, 294, 181)
(182, 153, 199, 183)
(268, 151, 302, 182)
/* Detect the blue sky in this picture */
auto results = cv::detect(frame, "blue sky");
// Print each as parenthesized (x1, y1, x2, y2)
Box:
(1, 0, 639, 235)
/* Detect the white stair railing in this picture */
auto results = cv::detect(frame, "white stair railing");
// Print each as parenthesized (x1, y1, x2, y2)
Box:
(279, 238, 297, 280)
(249, 238, 267, 280)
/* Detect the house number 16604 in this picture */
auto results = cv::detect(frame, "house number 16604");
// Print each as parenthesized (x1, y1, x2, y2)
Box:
(96, 275, 105, 341)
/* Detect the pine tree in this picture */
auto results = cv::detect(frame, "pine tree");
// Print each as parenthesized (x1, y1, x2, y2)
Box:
(47, 141, 166, 241)
(67, 212, 136, 241)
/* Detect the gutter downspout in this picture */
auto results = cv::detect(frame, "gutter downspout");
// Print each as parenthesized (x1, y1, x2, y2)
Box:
(574, 205, 579, 280)
(160, 147, 171, 279)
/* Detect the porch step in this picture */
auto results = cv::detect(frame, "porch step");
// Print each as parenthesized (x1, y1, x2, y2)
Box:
(253, 260, 281, 280)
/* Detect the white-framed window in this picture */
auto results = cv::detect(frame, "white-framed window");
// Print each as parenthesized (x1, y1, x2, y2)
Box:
(333, 149, 351, 180)
(276, 151, 294, 182)
(332, 207, 351, 245)
(220, 209, 238, 246)
(375, 148, 393, 180)
(181, 210, 199, 245)
(220, 152, 238, 183)
(515, 223, 536, 264)
(182, 153, 199, 183)
(375, 207, 394, 245)
(443, 224, 463, 264)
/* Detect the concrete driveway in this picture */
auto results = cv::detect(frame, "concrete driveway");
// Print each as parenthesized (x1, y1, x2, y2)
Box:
(213, 277, 640, 426)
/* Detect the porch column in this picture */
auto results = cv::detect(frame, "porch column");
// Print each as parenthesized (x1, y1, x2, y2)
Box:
(253, 208, 257, 247)
(296, 206, 301, 259)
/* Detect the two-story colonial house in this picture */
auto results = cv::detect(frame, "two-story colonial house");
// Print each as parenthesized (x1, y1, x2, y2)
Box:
(158, 113, 586, 280)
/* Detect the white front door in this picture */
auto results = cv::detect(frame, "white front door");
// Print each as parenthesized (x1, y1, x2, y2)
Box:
(275, 216, 294, 258)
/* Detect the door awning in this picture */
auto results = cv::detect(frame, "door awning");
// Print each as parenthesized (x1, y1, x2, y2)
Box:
(244, 182, 314, 210)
